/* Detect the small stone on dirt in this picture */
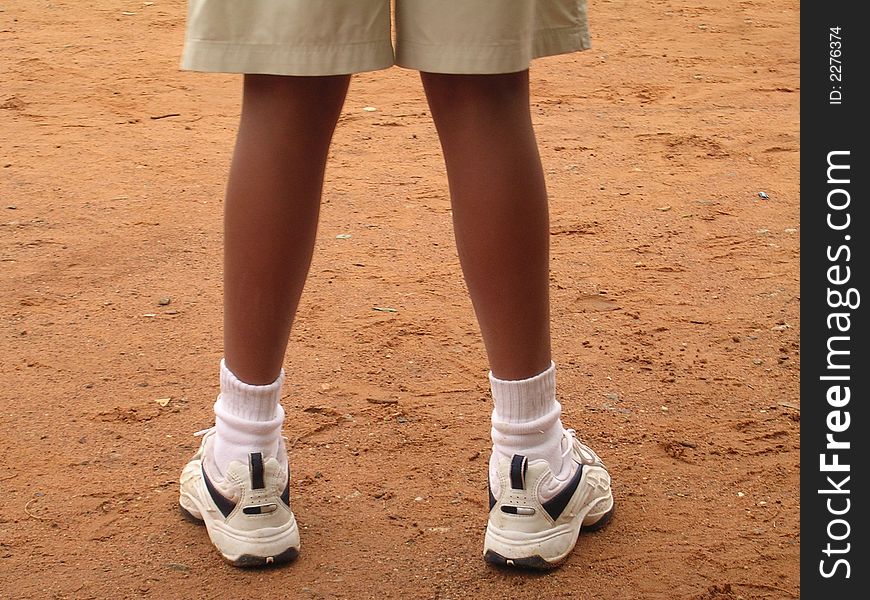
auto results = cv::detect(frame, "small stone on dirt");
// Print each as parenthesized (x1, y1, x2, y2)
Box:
(157, 297, 171, 306)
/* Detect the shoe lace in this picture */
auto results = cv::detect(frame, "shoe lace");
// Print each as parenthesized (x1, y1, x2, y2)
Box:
(560, 428, 576, 461)
(563, 428, 598, 466)
(193, 427, 213, 437)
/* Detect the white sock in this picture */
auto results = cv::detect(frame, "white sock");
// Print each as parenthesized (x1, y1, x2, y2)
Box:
(489, 361, 571, 480)
(210, 359, 285, 478)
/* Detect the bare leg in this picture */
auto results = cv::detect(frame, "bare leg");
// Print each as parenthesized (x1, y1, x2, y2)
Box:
(420, 70, 551, 380)
(223, 74, 350, 384)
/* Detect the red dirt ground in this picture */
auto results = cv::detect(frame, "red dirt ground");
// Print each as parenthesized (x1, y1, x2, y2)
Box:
(1, 1, 799, 598)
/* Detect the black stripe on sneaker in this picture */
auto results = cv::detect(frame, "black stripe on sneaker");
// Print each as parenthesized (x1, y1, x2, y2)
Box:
(488, 480, 496, 510)
(250, 452, 265, 490)
(280, 480, 290, 507)
(510, 455, 528, 490)
(201, 465, 237, 518)
(500, 505, 537, 516)
(542, 462, 584, 521)
(243, 503, 277, 515)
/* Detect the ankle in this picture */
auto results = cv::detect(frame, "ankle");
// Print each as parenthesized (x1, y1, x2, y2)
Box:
(489, 361, 568, 475)
(211, 359, 286, 476)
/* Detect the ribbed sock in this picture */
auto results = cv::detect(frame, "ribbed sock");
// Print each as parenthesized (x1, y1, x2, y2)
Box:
(489, 362, 571, 480)
(210, 359, 285, 478)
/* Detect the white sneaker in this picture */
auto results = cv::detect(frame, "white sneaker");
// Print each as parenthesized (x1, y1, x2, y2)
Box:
(179, 429, 300, 567)
(484, 431, 614, 569)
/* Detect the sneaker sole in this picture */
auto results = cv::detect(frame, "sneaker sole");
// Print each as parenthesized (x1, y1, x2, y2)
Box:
(178, 504, 300, 568)
(483, 500, 615, 570)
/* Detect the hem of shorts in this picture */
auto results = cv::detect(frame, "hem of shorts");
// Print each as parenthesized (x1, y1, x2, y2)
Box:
(395, 26, 590, 75)
(181, 39, 396, 76)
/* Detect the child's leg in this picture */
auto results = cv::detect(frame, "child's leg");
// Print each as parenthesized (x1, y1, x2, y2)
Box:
(421, 70, 613, 568)
(421, 69, 568, 474)
(214, 74, 350, 474)
(179, 74, 350, 566)
(420, 70, 550, 382)
(224, 74, 351, 385)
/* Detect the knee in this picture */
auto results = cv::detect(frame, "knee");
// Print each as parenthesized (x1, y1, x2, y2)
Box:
(243, 74, 350, 115)
(421, 70, 529, 114)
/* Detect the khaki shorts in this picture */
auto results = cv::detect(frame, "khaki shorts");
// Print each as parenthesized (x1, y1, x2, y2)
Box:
(181, 0, 590, 76)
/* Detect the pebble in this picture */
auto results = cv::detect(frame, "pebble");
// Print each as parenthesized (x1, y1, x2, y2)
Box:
(758, 191, 769, 199)
(362, 106, 377, 112)
(158, 297, 171, 306)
